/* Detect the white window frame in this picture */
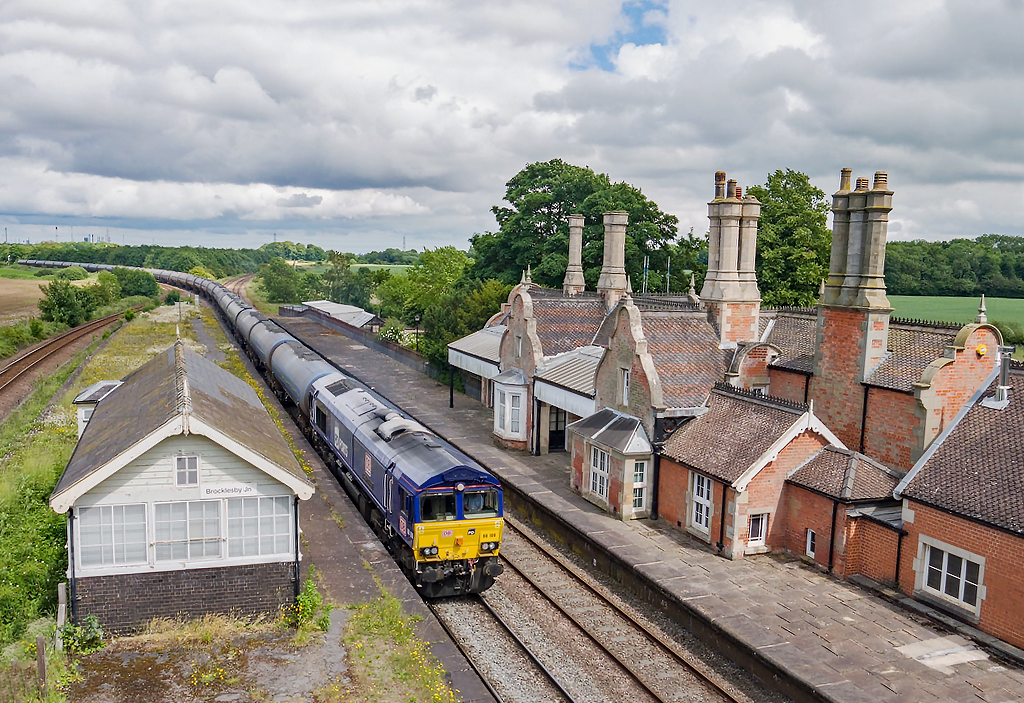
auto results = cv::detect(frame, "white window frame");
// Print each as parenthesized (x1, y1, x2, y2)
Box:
(175, 455, 199, 487)
(748, 513, 768, 546)
(621, 368, 630, 405)
(77, 503, 148, 568)
(493, 386, 526, 440)
(514, 335, 523, 358)
(589, 445, 609, 499)
(690, 472, 712, 534)
(154, 500, 222, 562)
(917, 537, 986, 613)
(227, 496, 294, 558)
(632, 460, 647, 511)
(806, 529, 816, 559)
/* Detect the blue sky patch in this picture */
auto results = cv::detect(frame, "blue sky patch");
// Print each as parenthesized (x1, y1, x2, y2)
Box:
(576, 1, 668, 71)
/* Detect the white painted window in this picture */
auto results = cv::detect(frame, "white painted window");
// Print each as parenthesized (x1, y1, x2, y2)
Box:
(806, 529, 816, 558)
(590, 445, 609, 498)
(632, 460, 646, 510)
(510, 394, 521, 434)
(227, 496, 293, 557)
(78, 504, 147, 567)
(515, 335, 523, 358)
(748, 513, 768, 546)
(497, 391, 506, 430)
(691, 473, 712, 533)
(621, 368, 630, 405)
(175, 455, 199, 487)
(155, 500, 221, 561)
(925, 543, 982, 609)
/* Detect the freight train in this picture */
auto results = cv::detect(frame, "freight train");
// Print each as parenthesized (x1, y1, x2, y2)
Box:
(20, 259, 504, 597)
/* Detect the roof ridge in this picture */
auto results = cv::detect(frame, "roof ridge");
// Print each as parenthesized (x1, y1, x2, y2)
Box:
(890, 316, 964, 330)
(711, 381, 807, 413)
(174, 341, 192, 418)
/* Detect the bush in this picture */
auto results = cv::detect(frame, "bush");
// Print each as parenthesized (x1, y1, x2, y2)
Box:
(28, 318, 44, 339)
(163, 290, 181, 305)
(62, 615, 104, 655)
(37, 280, 84, 327)
(55, 265, 87, 281)
(376, 318, 407, 346)
(993, 320, 1024, 346)
(111, 267, 159, 297)
(123, 308, 135, 322)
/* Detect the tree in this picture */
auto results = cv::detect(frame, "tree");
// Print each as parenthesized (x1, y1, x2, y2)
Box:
(471, 159, 682, 290)
(377, 247, 471, 324)
(747, 169, 832, 307)
(257, 257, 302, 303)
(112, 267, 159, 297)
(189, 265, 217, 280)
(38, 279, 84, 326)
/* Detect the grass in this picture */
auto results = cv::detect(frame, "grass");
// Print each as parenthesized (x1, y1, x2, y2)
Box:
(245, 279, 279, 316)
(0, 265, 57, 281)
(889, 294, 1024, 326)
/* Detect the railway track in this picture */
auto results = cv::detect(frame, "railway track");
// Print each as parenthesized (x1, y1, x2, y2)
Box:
(224, 273, 254, 303)
(0, 310, 128, 396)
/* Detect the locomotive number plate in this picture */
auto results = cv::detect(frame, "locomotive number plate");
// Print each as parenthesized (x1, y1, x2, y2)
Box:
(442, 529, 453, 537)
(399, 516, 407, 536)
(364, 453, 372, 478)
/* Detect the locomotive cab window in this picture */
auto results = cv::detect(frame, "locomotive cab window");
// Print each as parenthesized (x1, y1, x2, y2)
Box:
(420, 493, 456, 522)
(313, 400, 328, 434)
(462, 490, 499, 518)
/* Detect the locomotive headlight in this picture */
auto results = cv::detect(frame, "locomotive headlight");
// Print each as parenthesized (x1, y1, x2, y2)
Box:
(419, 546, 439, 557)
(480, 541, 499, 552)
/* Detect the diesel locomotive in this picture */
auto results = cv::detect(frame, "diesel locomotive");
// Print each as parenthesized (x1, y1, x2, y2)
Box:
(20, 259, 504, 597)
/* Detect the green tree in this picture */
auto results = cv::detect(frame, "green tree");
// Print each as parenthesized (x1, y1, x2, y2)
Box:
(112, 267, 159, 297)
(471, 159, 682, 290)
(376, 318, 407, 345)
(377, 247, 471, 324)
(38, 279, 84, 326)
(748, 169, 832, 306)
(189, 265, 217, 280)
(257, 257, 302, 303)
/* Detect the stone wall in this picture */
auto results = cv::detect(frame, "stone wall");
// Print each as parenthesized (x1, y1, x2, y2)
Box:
(75, 562, 296, 635)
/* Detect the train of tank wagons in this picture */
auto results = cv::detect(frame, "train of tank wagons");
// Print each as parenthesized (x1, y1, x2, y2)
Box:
(19, 259, 505, 597)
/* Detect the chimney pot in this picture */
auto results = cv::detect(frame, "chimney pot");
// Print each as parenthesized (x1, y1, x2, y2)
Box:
(715, 171, 727, 199)
(727, 179, 737, 198)
(840, 168, 852, 191)
(873, 171, 888, 190)
(734, 186, 742, 199)
(855, 177, 870, 190)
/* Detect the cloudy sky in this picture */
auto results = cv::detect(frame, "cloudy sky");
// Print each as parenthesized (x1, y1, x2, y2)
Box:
(1, 0, 1022, 252)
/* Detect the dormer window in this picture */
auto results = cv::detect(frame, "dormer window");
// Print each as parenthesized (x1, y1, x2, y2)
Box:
(176, 455, 199, 486)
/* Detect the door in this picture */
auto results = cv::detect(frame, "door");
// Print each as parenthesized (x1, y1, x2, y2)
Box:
(549, 407, 567, 452)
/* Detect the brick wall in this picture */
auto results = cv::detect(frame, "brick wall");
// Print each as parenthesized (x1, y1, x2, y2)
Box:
(75, 562, 296, 635)
(809, 307, 870, 449)
(736, 345, 774, 390)
(712, 301, 760, 344)
(862, 388, 920, 470)
(846, 517, 900, 585)
(778, 483, 841, 570)
(594, 307, 655, 437)
(899, 501, 1024, 649)
(768, 369, 808, 405)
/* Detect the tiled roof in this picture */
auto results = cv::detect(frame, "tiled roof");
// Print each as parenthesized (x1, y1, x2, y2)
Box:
(532, 297, 607, 356)
(901, 369, 1024, 534)
(766, 312, 818, 373)
(788, 446, 902, 502)
(641, 313, 729, 409)
(865, 323, 959, 392)
(54, 343, 306, 498)
(662, 387, 804, 484)
(535, 346, 604, 396)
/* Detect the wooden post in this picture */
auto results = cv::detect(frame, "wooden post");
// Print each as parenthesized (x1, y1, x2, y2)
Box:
(36, 635, 46, 692)
(55, 583, 66, 652)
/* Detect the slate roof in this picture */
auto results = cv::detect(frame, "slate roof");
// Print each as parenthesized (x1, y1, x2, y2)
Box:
(303, 300, 381, 329)
(535, 346, 604, 396)
(900, 367, 1024, 534)
(54, 342, 306, 499)
(765, 312, 818, 373)
(641, 313, 729, 409)
(531, 297, 607, 356)
(788, 446, 903, 502)
(865, 323, 960, 392)
(568, 408, 652, 455)
(662, 386, 805, 484)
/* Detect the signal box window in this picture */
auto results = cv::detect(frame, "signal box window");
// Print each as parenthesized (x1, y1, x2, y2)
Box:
(462, 490, 499, 518)
(420, 493, 456, 522)
(175, 455, 199, 486)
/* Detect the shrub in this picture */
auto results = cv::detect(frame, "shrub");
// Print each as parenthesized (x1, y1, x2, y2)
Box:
(28, 318, 44, 339)
(163, 290, 181, 305)
(123, 308, 135, 322)
(55, 266, 87, 281)
(993, 319, 1024, 346)
(61, 615, 104, 655)
(376, 318, 407, 346)
(37, 280, 84, 327)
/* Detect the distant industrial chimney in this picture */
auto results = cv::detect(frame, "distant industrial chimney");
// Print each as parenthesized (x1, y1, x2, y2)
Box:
(563, 214, 586, 295)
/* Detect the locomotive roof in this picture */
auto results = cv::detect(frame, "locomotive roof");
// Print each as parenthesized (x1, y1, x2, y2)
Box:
(312, 374, 498, 491)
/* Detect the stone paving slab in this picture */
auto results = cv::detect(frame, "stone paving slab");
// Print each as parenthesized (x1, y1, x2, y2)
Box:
(279, 316, 1024, 703)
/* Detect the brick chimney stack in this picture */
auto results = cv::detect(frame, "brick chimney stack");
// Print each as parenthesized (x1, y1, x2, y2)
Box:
(701, 171, 761, 343)
(563, 214, 586, 295)
(597, 211, 629, 309)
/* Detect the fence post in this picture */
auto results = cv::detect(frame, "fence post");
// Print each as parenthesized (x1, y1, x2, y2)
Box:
(36, 635, 46, 693)
(55, 583, 66, 652)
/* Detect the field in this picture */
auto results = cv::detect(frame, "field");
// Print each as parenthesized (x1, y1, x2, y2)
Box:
(0, 278, 47, 324)
(889, 295, 1024, 326)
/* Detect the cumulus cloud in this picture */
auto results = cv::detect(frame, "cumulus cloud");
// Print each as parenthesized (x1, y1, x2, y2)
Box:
(0, 0, 1021, 249)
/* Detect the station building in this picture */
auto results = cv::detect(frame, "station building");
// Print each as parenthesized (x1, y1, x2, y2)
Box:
(50, 341, 314, 633)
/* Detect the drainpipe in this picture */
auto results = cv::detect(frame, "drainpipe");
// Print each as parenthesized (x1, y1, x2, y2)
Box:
(650, 452, 661, 520)
(533, 395, 541, 457)
(716, 484, 728, 555)
(827, 499, 839, 573)
(68, 509, 78, 624)
(858, 385, 870, 453)
(449, 371, 454, 409)
(803, 374, 810, 404)
(293, 497, 301, 600)
(894, 530, 904, 587)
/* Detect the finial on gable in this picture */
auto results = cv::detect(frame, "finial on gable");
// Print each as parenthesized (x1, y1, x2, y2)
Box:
(525, 264, 532, 284)
(975, 294, 987, 324)
(520, 270, 526, 285)
(819, 279, 825, 298)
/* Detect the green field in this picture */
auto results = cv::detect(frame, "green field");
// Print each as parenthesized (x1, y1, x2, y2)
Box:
(889, 295, 1024, 326)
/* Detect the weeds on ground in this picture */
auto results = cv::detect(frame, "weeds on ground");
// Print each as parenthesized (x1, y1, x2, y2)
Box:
(285, 568, 333, 646)
(342, 590, 457, 703)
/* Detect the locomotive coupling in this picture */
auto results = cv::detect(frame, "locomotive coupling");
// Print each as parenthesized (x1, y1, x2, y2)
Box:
(483, 561, 504, 577)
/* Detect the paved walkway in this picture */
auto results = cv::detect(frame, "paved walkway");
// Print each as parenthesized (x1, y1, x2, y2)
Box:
(279, 316, 1024, 703)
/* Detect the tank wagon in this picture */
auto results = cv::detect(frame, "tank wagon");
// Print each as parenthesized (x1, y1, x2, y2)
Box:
(19, 259, 504, 597)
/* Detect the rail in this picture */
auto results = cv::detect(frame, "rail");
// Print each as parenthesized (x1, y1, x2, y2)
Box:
(502, 517, 743, 703)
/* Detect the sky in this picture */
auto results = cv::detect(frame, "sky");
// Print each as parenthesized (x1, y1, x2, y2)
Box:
(1, 0, 1022, 252)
